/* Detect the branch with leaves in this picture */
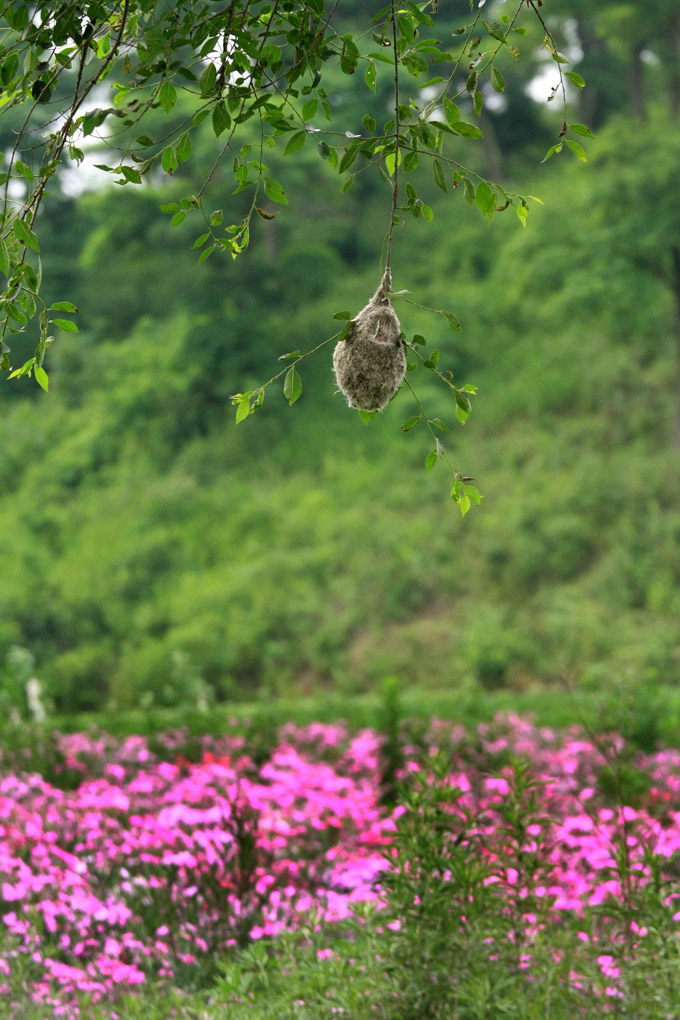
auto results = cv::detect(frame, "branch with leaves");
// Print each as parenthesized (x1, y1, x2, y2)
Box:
(0, 0, 589, 507)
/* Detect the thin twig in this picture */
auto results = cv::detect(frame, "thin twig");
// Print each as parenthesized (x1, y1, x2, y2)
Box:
(527, 0, 568, 126)
(404, 377, 460, 477)
(384, 0, 400, 276)
(199, 0, 281, 199)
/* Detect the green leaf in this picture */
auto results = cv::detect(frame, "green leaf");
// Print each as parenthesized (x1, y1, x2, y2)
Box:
(431, 417, 450, 433)
(50, 301, 78, 313)
(120, 166, 142, 183)
(23, 265, 38, 292)
(433, 159, 446, 192)
(367, 51, 393, 65)
(199, 62, 217, 95)
(7, 3, 28, 30)
(541, 143, 563, 162)
(442, 97, 461, 125)
(443, 312, 461, 331)
(34, 364, 49, 391)
(425, 449, 438, 471)
(176, 133, 192, 163)
(459, 492, 471, 516)
(302, 99, 318, 119)
(365, 61, 376, 92)
(565, 138, 587, 162)
(7, 301, 26, 326)
(264, 178, 288, 205)
(15, 161, 34, 182)
(198, 245, 215, 265)
(13, 218, 39, 252)
(401, 415, 421, 431)
(397, 14, 415, 43)
(278, 350, 302, 361)
(333, 311, 352, 320)
(407, 1, 435, 25)
(159, 80, 177, 113)
(403, 150, 419, 173)
(359, 409, 378, 424)
(466, 484, 482, 505)
(516, 202, 528, 227)
(0, 238, 10, 277)
(52, 318, 79, 333)
(212, 101, 231, 137)
(565, 71, 586, 88)
(235, 397, 250, 424)
(451, 121, 483, 140)
(473, 89, 483, 116)
(162, 147, 178, 174)
(455, 404, 469, 424)
(421, 204, 433, 222)
(483, 17, 506, 41)
(32, 80, 52, 104)
(475, 181, 495, 216)
(283, 366, 302, 405)
(2, 52, 18, 83)
(339, 145, 360, 174)
(569, 122, 595, 138)
(491, 67, 506, 93)
(417, 76, 445, 89)
(171, 211, 186, 228)
(8, 358, 34, 380)
(284, 131, 307, 156)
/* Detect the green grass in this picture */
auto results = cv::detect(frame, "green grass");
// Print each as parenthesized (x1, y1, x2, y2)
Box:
(45, 677, 680, 753)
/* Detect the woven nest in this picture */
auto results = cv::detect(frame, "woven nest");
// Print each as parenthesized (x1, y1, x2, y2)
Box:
(332, 270, 406, 412)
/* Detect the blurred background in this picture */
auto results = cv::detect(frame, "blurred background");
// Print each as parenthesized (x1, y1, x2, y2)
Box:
(1, 0, 679, 739)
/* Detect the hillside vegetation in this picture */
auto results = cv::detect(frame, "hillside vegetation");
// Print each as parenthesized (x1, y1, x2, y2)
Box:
(1, 103, 679, 718)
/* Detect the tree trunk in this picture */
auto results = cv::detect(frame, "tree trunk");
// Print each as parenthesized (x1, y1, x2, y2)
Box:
(628, 42, 646, 120)
(576, 22, 607, 128)
(479, 112, 503, 183)
(671, 247, 680, 446)
(669, 13, 680, 119)
(262, 218, 279, 264)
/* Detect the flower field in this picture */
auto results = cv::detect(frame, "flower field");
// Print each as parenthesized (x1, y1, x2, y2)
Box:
(2, 713, 680, 1018)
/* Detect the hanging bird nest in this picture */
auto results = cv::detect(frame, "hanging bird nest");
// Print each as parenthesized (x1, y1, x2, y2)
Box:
(332, 270, 406, 412)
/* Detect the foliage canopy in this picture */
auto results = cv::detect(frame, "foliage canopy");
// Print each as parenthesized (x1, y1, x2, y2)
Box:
(1, 2, 680, 723)
(0, 0, 594, 505)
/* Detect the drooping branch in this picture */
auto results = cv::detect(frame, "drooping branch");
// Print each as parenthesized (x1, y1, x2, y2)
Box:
(384, 0, 400, 276)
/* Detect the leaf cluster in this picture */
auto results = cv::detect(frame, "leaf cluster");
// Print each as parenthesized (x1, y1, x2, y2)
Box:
(0, 0, 584, 390)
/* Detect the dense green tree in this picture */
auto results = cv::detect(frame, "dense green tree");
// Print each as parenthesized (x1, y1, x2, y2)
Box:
(546, 0, 679, 124)
(2, 3, 677, 715)
(0, 0, 607, 535)
(2, 108, 680, 712)
(0, 2, 585, 390)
